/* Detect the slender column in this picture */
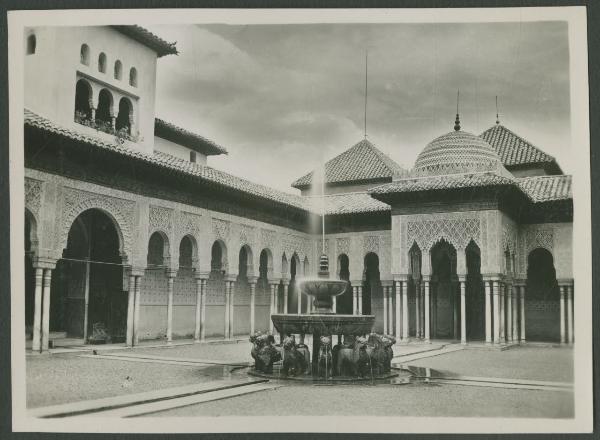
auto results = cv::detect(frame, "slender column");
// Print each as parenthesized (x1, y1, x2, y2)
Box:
(500, 283, 506, 342)
(126, 274, 136, 347)
(200, 279, 207, 341)
(420, 282, 425, 338)
(453, 282, 459, 340)
(41, 269, 53, 351)
(332, 296, 336, 314)
(133, 275, 142, 345)
(388, 287, 394, 333)
(512, 285, 518, 342)
(402, 281, 408, 342)
(415, 282, 420, 339)
(520, 285, 526, 342)
(229, 281, 235, 338)
(424, 279, 430, 342)
(90, 107, 96, 120)
(506, 282, 513, 343)
(484, 280, 491, 344)
(166, 272, 175, 343)
(283, 283, 289, 314)
(492, 280, 500, 344)
(32, 267, 44, 352)
(224, 281, 231, 339)
(353, 286, 358, 315)
(568, 284, 574, 344)
(269, 283, 276, 333)
(250, 281, 257, 335)
(559, 285, 566, 344)
(460, 278, 466, 345)
(394, 281, 401, 340)
(358, 286, 363, 315)
(383, 286, 388, 334)
(297, 281, 302, 314)
(194, 277, 202, 341)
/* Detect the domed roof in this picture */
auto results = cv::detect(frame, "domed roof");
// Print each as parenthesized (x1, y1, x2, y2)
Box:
(413, 130, 507, 177)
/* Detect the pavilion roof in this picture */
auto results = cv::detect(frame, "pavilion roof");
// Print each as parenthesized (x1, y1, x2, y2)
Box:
(292, 138, 406, 189)
(480, 124, 562, 173)
(305, 192, 390, 215)
(111, 25, 178, 57)
(517, 175, 572, 203)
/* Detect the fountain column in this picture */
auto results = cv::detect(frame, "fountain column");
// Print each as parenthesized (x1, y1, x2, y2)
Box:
(402, 279, 408, 342)
(423, 277, 430, 343)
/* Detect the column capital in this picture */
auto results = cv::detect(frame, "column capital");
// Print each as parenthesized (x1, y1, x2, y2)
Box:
(422, 275, 431, 282)
(350, 280, 363, 287)
(457, 274, 467, 283)
(194, 271, 210, 281)
(380, 280, 394, 287)
(557, 278, 575, 286)
(268, 278, 280, 286)
(165, 269, 178, 279)
(33, 257, 58, 270)
(393, 274, 409, 282)
(224, 274, 237, 283)
(247, 276, 259, 284)
(482, 273, 503, 281)
(512, 278, 527, 287)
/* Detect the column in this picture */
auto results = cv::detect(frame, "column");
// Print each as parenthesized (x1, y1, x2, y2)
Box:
(402, 281, 408, 342)
(499, 282, 505, 342)
(520, 285, 526, 342)
(269, 283, 276, 333)
(166, 271, 175, 343)
(415, 281, 421, 339)
(424, 279, 430, 342)
(492, 280, 500, 344)
(41, 269, 53, 351)
(200, 278, 207, 341)
(194, 277, 202, 341)
(460, 278, 466, 345)
(383, 285, 388, 334)
(358, 286, 363, 315)
(250, 280, 257, 335)
(388, 287, 394, 334)
(31, 267, 44, 352)
(506, 282, 513, 343)
(126, 274, 136, 347)
(332, 296, 336, 314)
(229, 281, 235, 339)
(395, 281, 401, 341)
(352, 286, 358, 315)
(484, 280, 492, 344)
(559, 285, 566, 344)
(567, 284, 574, 344)
(453, 281, 459, 340)
(224, 281, 231, 339)
(133, 275, 142, 345)
(297, 281, 302, 314)
(283, 282, 289, 314)
(512, 285, 518, 342)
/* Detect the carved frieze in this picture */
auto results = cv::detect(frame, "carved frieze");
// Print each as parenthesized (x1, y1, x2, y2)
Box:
(177, 211, 201, 239)
(336, 237, 350, 256)
(260, 228, 276, 249)
(25, 178, 43, 214)
(363, 235, 380, 254)
(149, 205, 173, 234)
(212, 218, 231, 241)
(239, 224, 255, 246)
(526, 227, 554, 253)
(406, 218, 480, 252)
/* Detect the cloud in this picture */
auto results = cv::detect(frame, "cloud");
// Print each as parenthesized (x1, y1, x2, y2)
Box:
(148, 21, 571, 193)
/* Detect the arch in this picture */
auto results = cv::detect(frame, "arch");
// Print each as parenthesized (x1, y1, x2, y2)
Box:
(96, 88, 114, 125)
(303, 256, 309, 277)
(178, 234, 197, 269)
(147, 231, 170, 267)
(74, 78, 93, 120)
(238, 244, 254, 278)
(26, 34, 36, 55)
(408, 242, 422, 280)
(25, 208, 39, 256)
(211, 240, 228, 273)
(116, 97, 133, 134)
(281, 253, 289, 277)
(129, 67, 138, 87)
(525, 247, 560, 342)
(430, 239, 458, 339)
(336, 254, 352, 314)
(465, 240, 485, 340)
(52, 209, 125, 342)
(362, 252, 380, 316)
(24, 209, 37, 337)
(259, 248, 273, 280)
(98, 52, 107, 73)
(114, 60, 123, 80)
(80, 43, 90, 65)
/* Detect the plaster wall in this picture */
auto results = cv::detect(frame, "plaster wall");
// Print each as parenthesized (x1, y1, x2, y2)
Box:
(154, 136, 208, 165)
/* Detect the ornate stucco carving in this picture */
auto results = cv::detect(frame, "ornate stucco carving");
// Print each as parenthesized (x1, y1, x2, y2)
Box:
(176, 211, 201, 240)
(526, 227, 554, 253)
(363, 235, 380, 255)
(60, 187, 135, 258)
(260, 228, 276, 250)
(407, 218, 480, 252)
(239, 224, 255, 246)
(149, 205, 173, 235)
(25, 178, 43, 215)
(336, 237, 350, 256)
(212, 218, 231, 241)
(502, 222, 518, 254)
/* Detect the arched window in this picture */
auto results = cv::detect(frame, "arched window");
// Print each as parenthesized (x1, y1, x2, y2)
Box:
(115, 97, 132, 134)
(129, 67, 137, 87)
(190, 151, 197, 163)
(74, 79, 92, 121)
(114, 60, 122, 80)
(95, 89, 113, 126)
(80, 44, 90, 65)
(26, 34, 36, 55)
(98, 52, 107, 73)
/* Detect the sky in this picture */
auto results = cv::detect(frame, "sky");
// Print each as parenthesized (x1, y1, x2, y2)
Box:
(148, 21, 571, 194)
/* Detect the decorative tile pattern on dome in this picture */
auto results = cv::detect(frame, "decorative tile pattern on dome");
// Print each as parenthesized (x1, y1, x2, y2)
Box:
(481, 124, 557, 168)
(292, 139, 406, 188)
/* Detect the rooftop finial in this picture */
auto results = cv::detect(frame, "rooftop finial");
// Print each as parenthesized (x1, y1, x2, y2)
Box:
(495, 95, 500, 125)
(364, 49, 368, 139)
(454, 89, 461, 131)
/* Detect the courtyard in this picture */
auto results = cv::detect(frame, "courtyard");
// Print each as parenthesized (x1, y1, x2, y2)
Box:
(26, 340, 573, 419)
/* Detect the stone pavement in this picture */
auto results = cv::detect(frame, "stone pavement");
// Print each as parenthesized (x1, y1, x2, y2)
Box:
(26, 339, 574, 418)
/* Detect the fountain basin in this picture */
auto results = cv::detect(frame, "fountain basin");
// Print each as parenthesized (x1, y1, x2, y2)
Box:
(298, 277, 348, 313)
(271, 313, 375, 335)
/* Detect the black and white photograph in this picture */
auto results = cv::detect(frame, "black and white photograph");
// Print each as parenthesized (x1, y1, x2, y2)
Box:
(5, 5, 593, 435)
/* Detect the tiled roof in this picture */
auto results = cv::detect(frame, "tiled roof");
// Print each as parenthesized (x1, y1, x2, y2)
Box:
(369, 172, 516, 196)
(154, 118, 227, 156)
(292, 139, 406, 189)
(111, 25, 178, 57)
(517, 175, 572, 203)
(480, 124, 560, 170)
(24, 109, 307, 211)
(306, 192, 390, 215)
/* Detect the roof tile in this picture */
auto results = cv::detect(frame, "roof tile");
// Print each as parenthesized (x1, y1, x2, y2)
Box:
(517, 175, 572, 203)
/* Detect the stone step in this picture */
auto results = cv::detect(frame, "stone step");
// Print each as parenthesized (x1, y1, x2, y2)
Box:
(78, 383, 279, 418)
(29, 378, 267, 419)
(96, 352, 250, 366)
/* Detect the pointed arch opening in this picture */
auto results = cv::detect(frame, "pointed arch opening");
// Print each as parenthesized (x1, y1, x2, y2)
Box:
(430, 239, 458, 339)
(336, 254, 352, 314)
(116, 97, 132, 135)
(466, 240, 485, 340)
(95, 88, 113, 127)
(526, 248, 560, 342)
(98, 52, 107, 73)
(74, 79, 92, 121)
(408, 242, 422, 337)
(24, 210, 38, 338)
(362, 252, 380, 317)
